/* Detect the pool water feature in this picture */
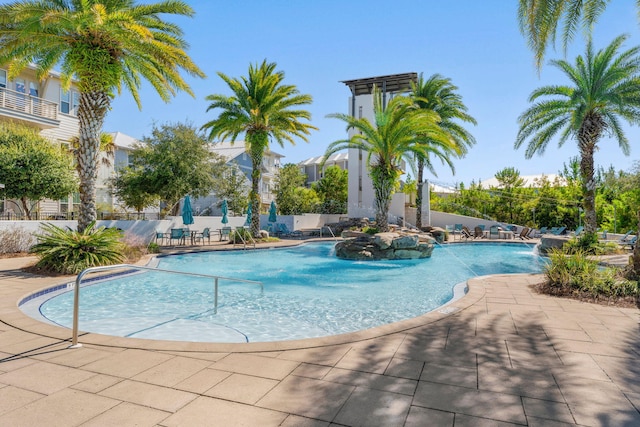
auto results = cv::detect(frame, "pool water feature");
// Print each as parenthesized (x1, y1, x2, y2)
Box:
(34, 242, 545, 343)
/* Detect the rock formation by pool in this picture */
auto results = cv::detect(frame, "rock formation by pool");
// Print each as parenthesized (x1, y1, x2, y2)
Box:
(335, 232, 435, 260)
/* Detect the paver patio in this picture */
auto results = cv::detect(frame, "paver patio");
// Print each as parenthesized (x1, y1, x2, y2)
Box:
(0, 246, 639, 426)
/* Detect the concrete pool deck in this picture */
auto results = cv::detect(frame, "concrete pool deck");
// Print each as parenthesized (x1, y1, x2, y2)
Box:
(1, 244, 639, 426)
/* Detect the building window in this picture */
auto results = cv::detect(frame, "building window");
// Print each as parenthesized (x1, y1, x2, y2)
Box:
(60, 89, 70, 114)
(0, 69, 6, 88)
(72, 91, 80, 115)
(15, 78, 25, 94)
(29, 82, 38, 97)
(358, 106, 363, 119)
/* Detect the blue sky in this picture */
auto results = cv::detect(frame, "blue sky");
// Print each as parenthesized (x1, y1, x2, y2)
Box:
(94, 1, 640, 185)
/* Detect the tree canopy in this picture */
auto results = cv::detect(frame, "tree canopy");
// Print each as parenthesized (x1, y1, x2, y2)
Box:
(0, 123, 77, 219)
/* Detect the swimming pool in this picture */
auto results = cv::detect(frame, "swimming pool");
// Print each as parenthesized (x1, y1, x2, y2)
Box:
(32, 242, 544, 343)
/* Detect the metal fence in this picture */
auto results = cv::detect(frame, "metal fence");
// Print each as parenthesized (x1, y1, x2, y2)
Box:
(0, 211, 161, 221)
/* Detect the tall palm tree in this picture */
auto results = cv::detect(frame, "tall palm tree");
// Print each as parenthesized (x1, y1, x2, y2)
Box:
(410, 74, 477, 228)
(201, 60, 317, 236)
(0, 0, 205, 232)
(518, 0, 614, 70)
(515, 35, 640, 234)
(326, 87, 452, 232)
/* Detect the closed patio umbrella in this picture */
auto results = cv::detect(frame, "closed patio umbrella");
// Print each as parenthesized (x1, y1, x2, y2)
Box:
(268, 201, 277, 223)
(221, 199, 229, 224)
(244, 202, 252, 226)
(181, 195, 194, 226)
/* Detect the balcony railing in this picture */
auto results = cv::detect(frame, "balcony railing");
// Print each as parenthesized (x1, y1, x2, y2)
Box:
(0, 86, 58, 121)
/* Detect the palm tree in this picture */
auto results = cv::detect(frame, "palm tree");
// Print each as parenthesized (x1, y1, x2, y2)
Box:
(201, 60, 317, 236)
(326, 87, 452, 232)
(515, 35, 640, 234)
(518, 0, 616, 70)
(0, 0, 204, 232)
(410, 74, 477, 228)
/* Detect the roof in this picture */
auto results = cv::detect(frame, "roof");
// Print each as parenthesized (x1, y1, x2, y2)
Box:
(341, 72, 418, 96)
(480, 173, 566, 188)
(298, 152, 348, 166)
(108, 132, 139, 150)
(209, 141, 284, 160)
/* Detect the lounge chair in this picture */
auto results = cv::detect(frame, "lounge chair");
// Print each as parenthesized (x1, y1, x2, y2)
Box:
(278, 223, 302, 238)
(533, 226, 548, 237)
(616, 230, 634, 244)
(489, 225, 500, 239)
(473, 226, 485, 239)
(516, 227, 530, 240)
(620, 235, 637, 250)
(551, 226, 566, 235)
(169, 228, 187, 245)
(461, 226, 473, 240)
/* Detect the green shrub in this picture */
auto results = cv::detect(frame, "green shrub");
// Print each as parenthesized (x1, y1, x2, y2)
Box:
(230, 227, 253, 244)
(544, 248, 639, 298)
(147, 242, 161, 253)
(30, 222, 125, 274)
(362, 226, 379, 235)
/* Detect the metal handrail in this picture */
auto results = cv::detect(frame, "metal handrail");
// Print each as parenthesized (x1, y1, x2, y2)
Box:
(70, 264, 262, 348)
(233, 226, 256, 249)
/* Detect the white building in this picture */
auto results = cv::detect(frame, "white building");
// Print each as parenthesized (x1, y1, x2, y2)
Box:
(190, 141, 283, 215)
(341, 73, 418, 222)
(298, 152, 348, 187)
(0, 65, 81, 217)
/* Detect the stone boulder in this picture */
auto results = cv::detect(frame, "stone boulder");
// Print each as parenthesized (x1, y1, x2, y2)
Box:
(538, 235, 569, 255)
(335, 232, 435, 260)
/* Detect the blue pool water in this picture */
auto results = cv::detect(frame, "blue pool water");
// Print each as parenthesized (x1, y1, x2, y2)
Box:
(37, 242, 544, 343)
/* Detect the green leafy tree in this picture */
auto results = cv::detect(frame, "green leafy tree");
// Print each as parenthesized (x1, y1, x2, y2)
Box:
(410, 73, 477, 227)
(0, 123, 77, 219)
(212, 164, 250, 216)
(0, 0, 205, 232)
(326, 87, 450, 231)
(274, 164, 309, 215)
(202, 60, 317, 236)
(313, 165, 348, 214)
(110, 167, 159, 214)
(119, 123, 227, 216)
(492, 167, 526, 223)
(515, 35, 640, 235)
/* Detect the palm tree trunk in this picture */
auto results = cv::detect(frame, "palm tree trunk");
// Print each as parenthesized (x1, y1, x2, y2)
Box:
(372, 167, 395, 232)
(634, 208, 640, 275)
(249, 137, 266, 237)
(76, 91, 111, 232)
(416, 157, 424, 228)
(578, 118, 601, 234)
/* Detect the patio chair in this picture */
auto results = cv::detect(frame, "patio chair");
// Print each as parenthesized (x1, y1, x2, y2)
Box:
(489, 225, 500, 239)
(453, 223, 463, 240)
(193, 227, 211, 245)
(461, 226, 473, 240)
(155, 229, 168, 245)
(220, 226, 232, 241)
(473, 226, 485, 239)
(572, 225, 584, 237)
(169, 228, 187, 245)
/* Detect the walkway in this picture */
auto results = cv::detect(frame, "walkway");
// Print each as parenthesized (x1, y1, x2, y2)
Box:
(0, 249, 639, 426)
